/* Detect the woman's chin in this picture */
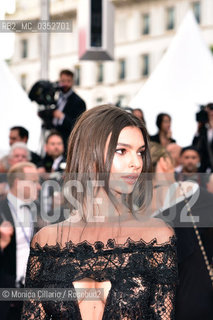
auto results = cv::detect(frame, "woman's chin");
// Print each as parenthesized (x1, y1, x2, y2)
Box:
(109, 183, 134, 195)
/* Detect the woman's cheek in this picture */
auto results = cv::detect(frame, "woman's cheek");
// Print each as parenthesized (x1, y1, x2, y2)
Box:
(111, 156, 124, 174)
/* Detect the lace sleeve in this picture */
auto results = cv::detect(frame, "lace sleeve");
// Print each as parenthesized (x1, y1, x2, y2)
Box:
(21, 232, 48, 320)
(149, 241, 178, 320)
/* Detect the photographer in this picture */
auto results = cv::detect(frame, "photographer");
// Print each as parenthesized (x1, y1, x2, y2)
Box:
(192, 103, 213, 172)
(37, 69, 86, 151)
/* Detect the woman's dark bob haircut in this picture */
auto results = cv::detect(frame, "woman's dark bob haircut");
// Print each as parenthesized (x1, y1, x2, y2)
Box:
(65, 104, 152, 218)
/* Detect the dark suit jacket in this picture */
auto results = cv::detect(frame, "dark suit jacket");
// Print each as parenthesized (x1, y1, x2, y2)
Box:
(150, 133, 176, 144)
(192, 126, 213, 172)
(53, 91, 86, 149)
(37, 155, 66, 172)
(0, 199, 17, 320)
(157, 186, 213, 319)
(0, 199, 16, 286)
(30, 151, 41, 166)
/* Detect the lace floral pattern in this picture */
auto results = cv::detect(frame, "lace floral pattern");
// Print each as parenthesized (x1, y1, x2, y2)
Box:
(22, 236, 177, 320)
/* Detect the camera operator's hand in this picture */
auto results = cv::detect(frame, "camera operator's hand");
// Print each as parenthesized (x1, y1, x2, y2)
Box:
(53, 109, 64, 120)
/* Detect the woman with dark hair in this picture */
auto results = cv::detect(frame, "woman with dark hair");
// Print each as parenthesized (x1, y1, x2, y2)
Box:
(150, 113, 176, 147)
(22, 105, 177, 319)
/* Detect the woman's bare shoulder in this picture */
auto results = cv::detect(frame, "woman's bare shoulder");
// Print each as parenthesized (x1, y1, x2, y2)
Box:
(120, 216, 175, 245)
(31, 219, 83, 248)
(143, 217, 175, 244)
(31, 223, 60, 248)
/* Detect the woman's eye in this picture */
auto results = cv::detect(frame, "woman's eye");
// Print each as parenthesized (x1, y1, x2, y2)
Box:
(138, 149, 145, 156)
(115, 148, 126, 155)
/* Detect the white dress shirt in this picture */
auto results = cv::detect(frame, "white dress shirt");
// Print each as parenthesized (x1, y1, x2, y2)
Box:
(207, 126, 213, 144)
(7, 192, 33, 285)
(52, 88, 73, 126)
(52, 155, 64, 171)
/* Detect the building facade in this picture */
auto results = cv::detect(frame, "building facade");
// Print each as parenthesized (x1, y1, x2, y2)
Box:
(6, 0, 213, 108)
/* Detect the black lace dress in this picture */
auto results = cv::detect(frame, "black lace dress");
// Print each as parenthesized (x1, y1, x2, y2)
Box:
(22, 236, 177, 320)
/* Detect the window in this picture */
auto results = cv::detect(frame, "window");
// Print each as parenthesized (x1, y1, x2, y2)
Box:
(142, 14, 150, 35)
(74, 65, 80, 86)
(97, 63, 104, 83)
(116, 95, 127, 107)
(91, 0, 102, 47)
(21, 39, 28, 58)
(141, 54, 149, 77)
(96, 97, 103, 104)
(20, 74, 27, 90)
(192, 2, 201, 24)
(166, 7, 175, 30)
(118, 59, 126, 80)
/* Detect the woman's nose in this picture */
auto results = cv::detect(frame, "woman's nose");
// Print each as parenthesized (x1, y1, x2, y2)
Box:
(128, 154, 142, 169)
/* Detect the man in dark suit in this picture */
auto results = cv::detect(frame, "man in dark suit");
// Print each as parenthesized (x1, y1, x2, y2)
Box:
(192, 103, 213, 172)
(51, 69, 86, 150)
(175, 146, 208, 188)
(37, 131, 66, 224)
(0, 162, 40, 320)
(9, 126, 41, 166)
(37, 131, 65, 173)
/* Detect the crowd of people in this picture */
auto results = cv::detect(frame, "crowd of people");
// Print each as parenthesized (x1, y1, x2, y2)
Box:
(0, 69, 213, 320)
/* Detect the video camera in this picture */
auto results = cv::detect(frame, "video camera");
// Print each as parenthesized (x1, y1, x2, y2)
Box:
(196, 105, 208, 124)
(29, 80, 63, 129)
(196, 103, 213, 125)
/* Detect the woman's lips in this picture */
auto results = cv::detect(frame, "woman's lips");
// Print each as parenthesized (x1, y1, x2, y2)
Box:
(121, 174, 139, 185)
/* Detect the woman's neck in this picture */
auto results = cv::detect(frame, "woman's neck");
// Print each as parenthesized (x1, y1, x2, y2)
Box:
(81, 188, 131, 223)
